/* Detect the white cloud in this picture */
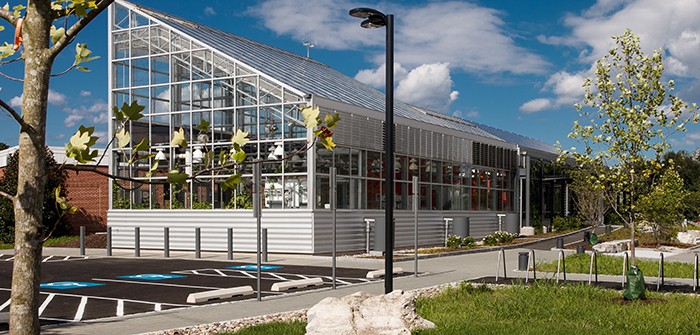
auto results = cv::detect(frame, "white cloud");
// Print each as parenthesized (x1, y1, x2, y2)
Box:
(204, 6, 216, 16)
(670, 130, 700, 147)
(519, 98, 553, 114)
(9, 89, 68, 108)
(395, 62, 455, 112)
(453, 109, 480, 119)
(80, 90, 92, 97)
(92, 130, 109, 145)
(63, 100, 109, 128)
(248, 0, 549, 74)
(9, 95, 22, 108)
(354, 63, 409, 88)
(449, 91, 459, 101)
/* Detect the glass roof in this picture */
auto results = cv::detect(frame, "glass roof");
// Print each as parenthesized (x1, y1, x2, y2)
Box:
(116, 0, 557, 155)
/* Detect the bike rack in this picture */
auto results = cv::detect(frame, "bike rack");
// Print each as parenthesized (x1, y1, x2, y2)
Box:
(622, 252, 629, 288)
(495, 247, 507, 281)
(525, 249, 536, 283)
(556, 249, 566, 283)
(657, 252, 665, 291)
(588, 251, 598, 285)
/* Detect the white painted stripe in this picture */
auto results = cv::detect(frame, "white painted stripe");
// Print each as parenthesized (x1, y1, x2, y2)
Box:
(116, 300, 124, 317)
(42, 255, 54, 262)
(296, 274, 310, 280)
(323, 276, 352, 285)
(269, 273, 287, 281)
(38, 294, 55, 316)
(238, 271, 256, 279)
(63, 256, 71, 261)
(155, 303, 161, 312)
(191, 270, 200, 275)
(0, 298, 10, 312)
(6, 256, 14, 261)
(0, 287, 187, 307)
(73, 296, 88, 322)
(93, 278, 220, 290)
(214, 270, 227, 277)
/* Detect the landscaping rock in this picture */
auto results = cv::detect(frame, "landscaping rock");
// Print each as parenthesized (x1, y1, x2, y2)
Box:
(592, 239, 637, 253)
(676, 231, 700, 245)
(305, 290, 435, 335)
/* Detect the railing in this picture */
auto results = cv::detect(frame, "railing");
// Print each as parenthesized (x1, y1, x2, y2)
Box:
(556, 249, 566, 283)
(622, 252, 629, 288)
(588, 251, 598, 285)
(525, 249, 536, 283)
(657, 252, 664, 291)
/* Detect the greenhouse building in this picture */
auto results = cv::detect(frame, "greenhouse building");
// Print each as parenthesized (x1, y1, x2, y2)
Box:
(107, 0, 565, 254)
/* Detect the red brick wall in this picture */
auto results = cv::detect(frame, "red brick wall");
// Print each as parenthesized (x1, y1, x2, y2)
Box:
(64, 166, 110, 234)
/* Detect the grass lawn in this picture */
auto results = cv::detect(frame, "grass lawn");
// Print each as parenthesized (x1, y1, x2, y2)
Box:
(537, 253, 697, 278)
(0, 235, 81, 250)
(219, 281, 700, 334)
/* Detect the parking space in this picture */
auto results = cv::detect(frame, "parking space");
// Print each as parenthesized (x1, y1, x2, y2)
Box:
(0, 254, 386, 328)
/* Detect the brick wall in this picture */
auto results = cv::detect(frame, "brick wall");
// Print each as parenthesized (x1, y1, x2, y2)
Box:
(64, 166, 110, 234)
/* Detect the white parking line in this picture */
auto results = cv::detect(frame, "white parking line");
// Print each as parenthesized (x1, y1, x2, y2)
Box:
(268, 273, 288, 281)
(238, 271, 257, 279)
(38, 294, 55, 316)
(5, 256, 13, 262)
(0, 298, 10, 312)
(42, 255, 55, 262)
(323, 276, 351, 285)
(73, 296, 88, 322)
(214, 269, 227, 277)
(117, 300, 124, 317)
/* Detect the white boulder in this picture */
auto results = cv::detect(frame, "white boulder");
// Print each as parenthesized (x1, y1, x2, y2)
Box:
(305, 290, 435, 335)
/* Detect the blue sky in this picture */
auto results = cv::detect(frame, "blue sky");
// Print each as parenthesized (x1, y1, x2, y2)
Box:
(2, 0, 700, 155)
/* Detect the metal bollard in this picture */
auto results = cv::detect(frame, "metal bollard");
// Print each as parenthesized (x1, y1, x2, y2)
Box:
(80, 226, 85, 256)
(556, 237, 564, 249)
(135, 227, 140, 257)
(577, 245, 585, 254)
(195, 227, 201, 259)
(262, 228, 268, 263)
(164, 227, 170, 258)
(227, 228, 233, 260)
(107, 226, 112, 256)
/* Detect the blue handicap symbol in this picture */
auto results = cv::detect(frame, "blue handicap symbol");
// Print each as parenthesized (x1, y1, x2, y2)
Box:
(40, 281, 104, 290)
(117, 273, 186, 280)
(228, 265, 282, 270)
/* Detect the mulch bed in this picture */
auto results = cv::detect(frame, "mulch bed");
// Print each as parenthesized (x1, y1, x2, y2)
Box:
(46, 234, 107, 249)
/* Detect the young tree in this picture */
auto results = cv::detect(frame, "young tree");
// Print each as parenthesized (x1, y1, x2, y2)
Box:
(638, 169, 687, 246)
(0, 3, 339, 333)
(560, 29, 699, 268)
(568, 163, 607, 228)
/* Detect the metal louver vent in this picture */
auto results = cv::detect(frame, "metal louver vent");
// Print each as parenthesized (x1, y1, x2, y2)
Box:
(395, 124, 408, 154)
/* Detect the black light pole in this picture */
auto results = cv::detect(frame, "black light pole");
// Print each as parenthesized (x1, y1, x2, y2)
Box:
(349, 7, 395, 294)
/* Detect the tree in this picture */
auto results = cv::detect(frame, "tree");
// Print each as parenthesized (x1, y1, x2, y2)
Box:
(661, 150, 700, 220)
(638, 169, 687, 246)
(0, 147, 70, 243)
(0, 142, 9, 151)
(0, 3, 338, 332)
(560, 29, 699, 268)
(568, 163, 607, 228)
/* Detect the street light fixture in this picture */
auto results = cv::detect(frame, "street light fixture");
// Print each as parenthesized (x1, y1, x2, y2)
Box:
(350, 7, 395, 294)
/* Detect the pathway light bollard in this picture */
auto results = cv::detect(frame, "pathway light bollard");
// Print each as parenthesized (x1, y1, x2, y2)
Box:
(577, 245, 585, 254)
(556, 237, 563, 249)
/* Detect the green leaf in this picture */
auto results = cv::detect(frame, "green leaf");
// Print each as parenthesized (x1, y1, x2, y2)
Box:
(196, 119, 210, 133)
(231, 150, 246, 162)
(219, 150, 230, 166)
(132, 138, 150, 152)
(145, 161, 159, 178)
(50, 25, 65, 45)
(324, 113, 341, 129)
(301, 106, 320, 128)
(230, 129, 250, 146)
(167, 170, 188, 184)
(113, 106, 123, 121)
(120, 101, 146, 121)
(75, 43, 91, 60)
(115, 128, 130, 149)
(170, 126, 188, 147)
(221, 174, 243, 191)
(319, 136, 336, 150)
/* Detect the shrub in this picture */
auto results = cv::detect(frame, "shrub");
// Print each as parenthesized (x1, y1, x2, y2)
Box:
(445, 235, 477, 249)
(483, 231, 517, 246)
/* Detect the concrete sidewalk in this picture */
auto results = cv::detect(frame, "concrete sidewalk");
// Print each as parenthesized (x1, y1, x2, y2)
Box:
(35, 244, 698, 335)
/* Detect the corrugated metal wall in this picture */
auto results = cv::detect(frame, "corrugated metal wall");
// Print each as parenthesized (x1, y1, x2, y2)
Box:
(108, 210, 314, 253)
(108, 209, 512, 255)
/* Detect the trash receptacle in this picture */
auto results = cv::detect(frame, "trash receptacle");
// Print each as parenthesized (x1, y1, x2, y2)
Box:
(505, 213, 519, 235)
(453, 217, 470, 238)
(577, 245, 585, 254)
(518, 252, 529, 271)
(556, 238, 564, 249)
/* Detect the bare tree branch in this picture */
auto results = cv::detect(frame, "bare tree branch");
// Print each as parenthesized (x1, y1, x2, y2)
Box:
(0, 7, 18, 25)
(0, 190, 15, 202)
(48, 0, 115, 60)
(0, 70, 24, 82)
(50, 64, 78, 77)
(0, 98, 32, 133)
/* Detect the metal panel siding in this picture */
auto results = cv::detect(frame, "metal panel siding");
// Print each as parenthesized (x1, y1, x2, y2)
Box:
(311, 210, 512, 254)
(108, 210, 314, 253)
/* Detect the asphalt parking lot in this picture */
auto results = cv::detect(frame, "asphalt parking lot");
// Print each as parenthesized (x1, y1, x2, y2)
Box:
(0, 254, 384, 328)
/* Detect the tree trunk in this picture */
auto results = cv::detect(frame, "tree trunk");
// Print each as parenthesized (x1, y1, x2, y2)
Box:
(10, 2, 54, 334)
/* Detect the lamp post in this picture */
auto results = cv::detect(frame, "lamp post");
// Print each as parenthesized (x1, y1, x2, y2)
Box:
(350, 7, 395, 294)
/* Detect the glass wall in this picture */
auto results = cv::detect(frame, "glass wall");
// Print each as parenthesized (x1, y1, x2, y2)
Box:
(110, 4, 308, 210)
(315, 145, 515, 211)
